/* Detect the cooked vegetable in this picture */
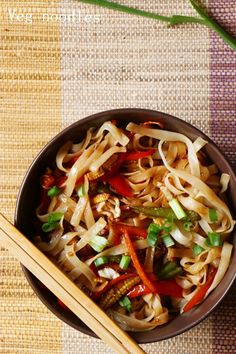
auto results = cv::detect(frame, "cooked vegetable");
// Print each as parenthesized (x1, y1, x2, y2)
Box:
(157, 261, 183, 280)
(183, 267, 217, 312)
(99, 275, 140, 309)
(209, 208, 218, 223)
(119, 296, 132, 312)
(94, 256, 109, 267)
(124, 230, 156, 293)
(131, 205, 200, 222)
(127, 279, 183, 299)
(35, 120, 234, 332)
(169, 198, 187, 220)
(48, 186, 61, 197)
(206, 232, 222, 247)
(119, 255, 131, 270)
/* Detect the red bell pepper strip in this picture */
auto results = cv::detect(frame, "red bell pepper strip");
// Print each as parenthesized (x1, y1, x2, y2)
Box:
(92, 273, 137, 299)
(124, 230, 156, 293)
(123, 149, 156, 161)
(182, 267, 217, 313)
(112, 223, 147, 245)
(40, 174, 55, 189)
(127, 279, 183, 299)
(116, 224, 147, 238)
(108, 173, 133, 198)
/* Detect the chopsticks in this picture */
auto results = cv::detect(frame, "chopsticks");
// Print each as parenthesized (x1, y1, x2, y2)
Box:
(0, 213, 146, 354)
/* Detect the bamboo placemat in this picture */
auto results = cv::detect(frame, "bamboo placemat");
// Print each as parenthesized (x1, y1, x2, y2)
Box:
(0, 1, 235, 353)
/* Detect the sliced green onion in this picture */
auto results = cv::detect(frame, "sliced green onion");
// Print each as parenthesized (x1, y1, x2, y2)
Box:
(183, 220, 193, 231)
(192, 244, 204, 256)
(119, 296, 132, 313)
(162, 234, 175, 248)
(157, 261, 183, 280)
(48, 186, 61, 197)
(209, 208, 218, 222)
(48, 212, 63, 223)
(206, 232, 222, 247)
(147, 223, 160, 233)
(119, 255, 131, 269)
(94, 256, 109, 267)
(147, 231, 159, 247)
(89, 235, 108, 252)
(169, 198, 187, 220)
(78, 184, 85, 197)
(147, 223, 160, 247)
(42, 221, 58, 233)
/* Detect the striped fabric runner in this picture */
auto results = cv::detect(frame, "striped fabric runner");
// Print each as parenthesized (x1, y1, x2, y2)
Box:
(0, 1, 235, 353)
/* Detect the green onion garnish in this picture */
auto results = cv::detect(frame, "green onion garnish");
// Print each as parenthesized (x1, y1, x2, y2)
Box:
(169, 198, 187, 220)
(48, 212, 63, 223)
(147, 231, 159, 247)
(42, 222, 58, 233)
(147, 223, 160, 247)
(119, 255, 131, 269)
(162, 234, 175, 248)
(209, 208, 218, 223)
(119, 296, 132, 313)
(94, 256, 109, 267)
(192, 244, 204, 256)
(78, 184, 85, 197)
(183, 220, 193, 231)
(157, 261, 183, 280)
(89, 235, 108, 252)
(42, 212, 63, 233)
(48, 186, 61, 197)
(147, 223, 160, 233)
(206, 232, 222, 247)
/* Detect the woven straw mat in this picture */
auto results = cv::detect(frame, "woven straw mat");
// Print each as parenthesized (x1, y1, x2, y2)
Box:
(0, 1, 235, 353)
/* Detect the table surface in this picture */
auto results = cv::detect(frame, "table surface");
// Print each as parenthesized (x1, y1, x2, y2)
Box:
(0, 1, 236, 353)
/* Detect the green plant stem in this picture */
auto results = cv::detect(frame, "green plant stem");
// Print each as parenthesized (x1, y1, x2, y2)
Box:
(189, 0, 236, 51)
(79, 0, 203, 24)
(78, 0, 236, 52)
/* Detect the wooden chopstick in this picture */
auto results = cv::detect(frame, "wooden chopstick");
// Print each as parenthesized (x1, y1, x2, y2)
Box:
(0, 213, 146, 354)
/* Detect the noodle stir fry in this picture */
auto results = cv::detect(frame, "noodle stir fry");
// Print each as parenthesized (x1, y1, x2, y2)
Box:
(35, 121, 234, 331)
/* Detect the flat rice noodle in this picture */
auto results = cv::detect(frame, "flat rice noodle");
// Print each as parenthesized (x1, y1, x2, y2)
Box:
(180, 248, 221, 275)
(64, 244, 96, 289)
(220, 173, 230, 193)
(75, 217, 107, 252)
(205, 242, 233, 297)
(56, 141, 73, 172)
(95, 121, 129, 147)
(193, 137, 208, 152)
(85, 239, 148, 265)
(64, 140, 107, 196)
(158, 141, 235, 234)
(89, 145, 126, 172)
(127, 122, 201, 177)
(170, 224, 192, 246)
(36, 227, 63, 253)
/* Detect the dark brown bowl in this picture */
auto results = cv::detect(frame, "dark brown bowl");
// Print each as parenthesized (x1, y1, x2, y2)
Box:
(15, 109, 236, 343)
